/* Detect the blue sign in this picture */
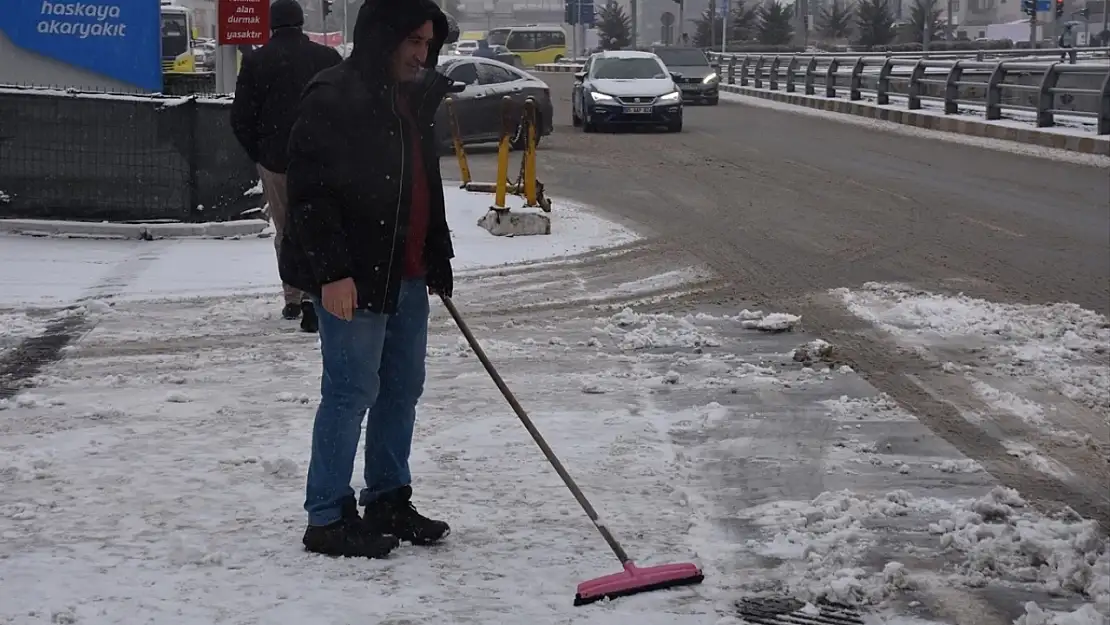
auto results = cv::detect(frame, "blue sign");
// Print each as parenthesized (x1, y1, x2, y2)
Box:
(565, 0, 596, 26)
(1035, 0, 1051, 10)
(0, 0, 162, 91)
(718, 0, 730, 16)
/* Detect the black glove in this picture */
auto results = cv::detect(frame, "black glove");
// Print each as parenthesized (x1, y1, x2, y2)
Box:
(426, 257, 453, 299)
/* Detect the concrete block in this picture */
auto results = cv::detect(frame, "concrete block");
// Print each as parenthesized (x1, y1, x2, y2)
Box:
(477, 209, 551, 237)
(0, 218, 270, 240)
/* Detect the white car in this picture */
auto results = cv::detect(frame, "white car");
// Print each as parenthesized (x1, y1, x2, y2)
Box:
(570, 50, 683, 133)
(453, 40, 479, 55)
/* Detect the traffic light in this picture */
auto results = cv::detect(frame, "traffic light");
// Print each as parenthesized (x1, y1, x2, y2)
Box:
(1021, 0, 1034, 15)
(1054, 0, 1063, 16)
(322, 0, 333, 20)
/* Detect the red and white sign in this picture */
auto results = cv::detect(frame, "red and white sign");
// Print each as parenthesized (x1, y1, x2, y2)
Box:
(305, 31, 344, 47)
(218, 0, 270, 46)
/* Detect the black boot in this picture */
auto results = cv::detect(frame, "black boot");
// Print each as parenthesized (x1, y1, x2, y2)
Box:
(363, 486, 450, 546)
(300, 301, 318, 333)
(302, 497, 399, 559)
(281, 302, 302, 320)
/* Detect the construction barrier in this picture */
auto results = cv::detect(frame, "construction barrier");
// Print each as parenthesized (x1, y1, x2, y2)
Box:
(446, 94, 552, 213)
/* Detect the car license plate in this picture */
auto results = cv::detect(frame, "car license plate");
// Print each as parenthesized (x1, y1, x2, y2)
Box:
(623, 106, 652, 114)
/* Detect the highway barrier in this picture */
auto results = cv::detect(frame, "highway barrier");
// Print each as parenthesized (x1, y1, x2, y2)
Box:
(713, 53, 1109, 133)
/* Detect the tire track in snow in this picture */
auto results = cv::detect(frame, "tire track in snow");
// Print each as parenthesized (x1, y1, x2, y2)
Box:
(0, 245, 166, 400)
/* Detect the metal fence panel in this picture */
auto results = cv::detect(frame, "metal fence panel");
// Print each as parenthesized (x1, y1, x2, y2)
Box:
(0, 87, 259, 223)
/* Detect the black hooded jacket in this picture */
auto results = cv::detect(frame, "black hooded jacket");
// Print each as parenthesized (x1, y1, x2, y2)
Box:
(279, 0, 455, 312)
(230, 25, 341, 173)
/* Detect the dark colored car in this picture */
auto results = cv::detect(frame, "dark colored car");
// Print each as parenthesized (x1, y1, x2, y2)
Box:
(648, 46, 720, 105)
(571, 50, 683, 133)
(435, 55, 554, 152)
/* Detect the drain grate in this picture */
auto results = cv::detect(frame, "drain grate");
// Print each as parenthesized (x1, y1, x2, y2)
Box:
(735, 597, 864, 625)
(0, 312, 87, 400)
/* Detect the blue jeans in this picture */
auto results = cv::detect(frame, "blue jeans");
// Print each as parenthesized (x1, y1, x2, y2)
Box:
(304, 279, 429, 527)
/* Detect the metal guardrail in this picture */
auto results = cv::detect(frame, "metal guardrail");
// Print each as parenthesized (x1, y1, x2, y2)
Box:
(710, 53, 1110, 134)
(708, 47, 1110, 62)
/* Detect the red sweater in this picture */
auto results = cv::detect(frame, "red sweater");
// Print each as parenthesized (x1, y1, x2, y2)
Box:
(397, 92, 429, 279)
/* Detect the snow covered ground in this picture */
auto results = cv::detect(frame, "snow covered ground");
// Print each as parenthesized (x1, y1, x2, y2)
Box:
(1, 208, 1108, 624)
(0, 186, 637, 310)
(834, 283, 1109, 482)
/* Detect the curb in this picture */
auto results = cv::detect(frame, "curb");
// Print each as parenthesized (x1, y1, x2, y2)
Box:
(719, 84, 1110, 156)
(0, 218, 271, 240)
(534, 63, 584, 73)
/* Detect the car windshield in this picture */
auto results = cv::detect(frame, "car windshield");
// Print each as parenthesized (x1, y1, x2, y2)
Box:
(487, 30, 510, 46)
(653, 49, 708, 66)
(591, 57, 667, 80)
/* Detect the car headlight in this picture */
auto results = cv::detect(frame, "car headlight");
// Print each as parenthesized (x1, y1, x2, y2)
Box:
(703, 72, 719, 84)
(590, 91, 616, 103)
(656, 91, 681, 103)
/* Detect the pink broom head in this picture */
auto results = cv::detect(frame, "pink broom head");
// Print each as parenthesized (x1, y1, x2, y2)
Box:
(573, 561, 705, 606)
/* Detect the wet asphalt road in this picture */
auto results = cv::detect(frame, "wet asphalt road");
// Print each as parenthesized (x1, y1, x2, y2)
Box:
(447, 74, 1110, 535)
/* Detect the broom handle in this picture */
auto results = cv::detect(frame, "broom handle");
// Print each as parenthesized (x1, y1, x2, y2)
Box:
(440, 295, 632, 565)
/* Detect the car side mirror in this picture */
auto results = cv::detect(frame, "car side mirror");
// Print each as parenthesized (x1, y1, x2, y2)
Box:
(574, 72, 585, 82)
(670, 72, 683, 81)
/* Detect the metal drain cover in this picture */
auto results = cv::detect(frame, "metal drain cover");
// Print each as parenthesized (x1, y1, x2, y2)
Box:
(735, 597, 864, 625)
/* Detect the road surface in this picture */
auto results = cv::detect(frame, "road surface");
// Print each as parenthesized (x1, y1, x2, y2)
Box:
(452, 73, 1110, 537)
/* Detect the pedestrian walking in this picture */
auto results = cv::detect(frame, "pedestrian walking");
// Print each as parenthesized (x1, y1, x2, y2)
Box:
(280, 0, 458, 558)
(230, 0, 341, 332)
(1058, 23, 1078, 64)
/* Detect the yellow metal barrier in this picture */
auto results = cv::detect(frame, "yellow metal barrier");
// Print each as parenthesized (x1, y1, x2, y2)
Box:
(492, 96, 515, 211)
(522, 98, 537, 207)
(444, 97, 471, 187)
(454, 96, 551, 213)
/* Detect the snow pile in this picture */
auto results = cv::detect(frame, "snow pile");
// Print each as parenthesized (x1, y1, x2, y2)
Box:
(0, 311, 50, 347)
(932, 458, 984, 474)
(598, 307, 722, 350)
(932, 486, 1109, 613)
(1016, 602, 1109, 625)
(730, 308, 802, 332)
(793, 338, 835, 365)
(742, 489, 928, 606)
(743, 486, 1109, 613)
(970, 379, 1099, 448)
(820, 393, 917, 423)
(834, 283, 1110, 423)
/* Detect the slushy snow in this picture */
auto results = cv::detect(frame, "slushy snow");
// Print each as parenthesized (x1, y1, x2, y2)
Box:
(834, 282, 1110, 426)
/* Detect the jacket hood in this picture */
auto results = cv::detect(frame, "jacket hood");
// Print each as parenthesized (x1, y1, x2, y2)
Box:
(351, 0, 448, 76)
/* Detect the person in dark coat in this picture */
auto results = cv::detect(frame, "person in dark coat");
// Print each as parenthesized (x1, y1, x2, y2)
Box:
(230, 0, 341, 331)
(280, 0, 457, 559)
(471, 38, 498, 58)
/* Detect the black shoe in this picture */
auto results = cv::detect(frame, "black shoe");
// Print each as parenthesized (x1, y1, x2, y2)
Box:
(302, 497, 399, 559)
(363, 485, 450, 546)
(281, 302, 302, 320)
(300, 301, 318, 333)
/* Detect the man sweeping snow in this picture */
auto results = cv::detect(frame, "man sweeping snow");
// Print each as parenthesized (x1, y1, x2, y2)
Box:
(280, 0, 457, 559)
